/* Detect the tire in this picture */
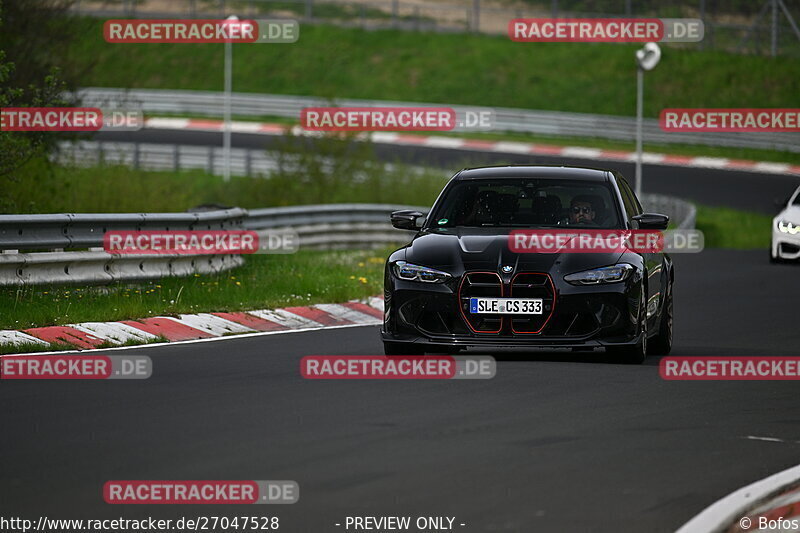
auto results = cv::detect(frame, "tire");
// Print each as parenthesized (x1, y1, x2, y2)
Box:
(383, 342, 425, 356)
(770, 245, 781, 263)
(648, 281, 673, 356)
(607, 291, 647, 364)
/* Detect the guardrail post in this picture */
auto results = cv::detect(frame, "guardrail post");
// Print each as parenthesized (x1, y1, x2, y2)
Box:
(305, 0, 312, 20)
(133, 142, 140, 170)
(392, 0, 399, 28)
(245, 150, 252, 177)
(472, 0, 479, 33)
(208, 147, 215, 174)
(174, 145, 180, 172)
(699, 0, 706, 50)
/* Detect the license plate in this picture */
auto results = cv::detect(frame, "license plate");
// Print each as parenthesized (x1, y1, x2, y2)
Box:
(469, 298, 543, 315)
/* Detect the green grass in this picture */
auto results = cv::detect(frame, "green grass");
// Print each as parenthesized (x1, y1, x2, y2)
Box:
(0, 249, 391, 330)
(695, 204, 773, 250)
(224, 0, 434, 23)
(70, 19, 800, 118)
(1, 157, 447, 214)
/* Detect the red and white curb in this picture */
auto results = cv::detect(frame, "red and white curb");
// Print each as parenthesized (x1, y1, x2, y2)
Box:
(677, 463, 800, 533)
(0, 297, 384, 354)
(144, 117, 800, 177)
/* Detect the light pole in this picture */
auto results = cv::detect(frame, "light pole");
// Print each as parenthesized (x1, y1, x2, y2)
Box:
(223, 15, 239, 183)
(634, 42, 661, 198)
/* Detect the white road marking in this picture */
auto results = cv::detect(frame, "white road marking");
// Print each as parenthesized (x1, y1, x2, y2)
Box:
(0, 330, 49, 347)
(175, 313, 256, 335)
(365, 297, 385, 312)
(493, 141, 534, 153)
(314, 303, 381, 325)
(424, 137, 467, 149)
(71, 322, 158, 344)
(0, 323, 375, 358)
(744, 435, 787, 443)
(561, 147, 602, 159)
(248, 309, 324, 329)
(144, 117, 190, 129)
(753, 162, 791, 174)
(690, 156, 730, 168)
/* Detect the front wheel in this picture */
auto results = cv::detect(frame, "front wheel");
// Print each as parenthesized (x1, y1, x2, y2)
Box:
(648, 282, 673, 356)
(607, 291, 647, 364)
(770, 245, 781, 263)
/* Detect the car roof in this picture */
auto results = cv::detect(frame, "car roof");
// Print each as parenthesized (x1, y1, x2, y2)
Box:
(453, 165, 612, 182)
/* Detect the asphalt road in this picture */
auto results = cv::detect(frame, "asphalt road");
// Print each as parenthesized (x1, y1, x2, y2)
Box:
(98, 129, 800, 215)
(2, 250, 800, 532)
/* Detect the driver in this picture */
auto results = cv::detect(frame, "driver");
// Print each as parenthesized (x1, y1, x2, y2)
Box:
(570, 195, 596, 224)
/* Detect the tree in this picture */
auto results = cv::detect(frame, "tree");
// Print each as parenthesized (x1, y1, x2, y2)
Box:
(0, 0, 75, 178)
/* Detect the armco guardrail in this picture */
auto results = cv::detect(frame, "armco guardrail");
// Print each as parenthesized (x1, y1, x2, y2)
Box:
(0, 198, 694, 285)
(0, 204, 421, 286)
(641, 193, 696, 230)
(80, 88, 800, 153)
(56, 141, 441, 179)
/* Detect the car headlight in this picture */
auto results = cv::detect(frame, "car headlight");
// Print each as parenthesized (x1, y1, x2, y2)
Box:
(564, 263, 634, 285)
(778, 220, 800, 235)
(393, 261, 451, 283)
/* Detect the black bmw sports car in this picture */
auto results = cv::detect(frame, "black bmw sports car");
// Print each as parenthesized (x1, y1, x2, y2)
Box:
(381, 165, 674, 363)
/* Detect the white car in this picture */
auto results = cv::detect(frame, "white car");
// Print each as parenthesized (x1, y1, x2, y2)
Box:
(771, 184, 800, 262)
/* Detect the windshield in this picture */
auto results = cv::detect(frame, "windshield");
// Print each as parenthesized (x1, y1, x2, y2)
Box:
(427, 178, 623, 229)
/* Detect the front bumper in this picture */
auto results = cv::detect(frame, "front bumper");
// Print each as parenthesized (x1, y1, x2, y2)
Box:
(772, 226, 800, 260)
(382, 273, 643, 350)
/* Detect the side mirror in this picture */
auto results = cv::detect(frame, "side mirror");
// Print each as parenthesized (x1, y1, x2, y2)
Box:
(391, 210, 425, 230)
(632, 213, 669, 230)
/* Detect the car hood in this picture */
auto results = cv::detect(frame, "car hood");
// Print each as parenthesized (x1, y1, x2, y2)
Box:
(776, 205, 800, 223)
(402, 228, 627, 275)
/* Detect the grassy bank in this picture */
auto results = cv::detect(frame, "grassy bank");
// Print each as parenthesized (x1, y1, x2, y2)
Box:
(71, 19, 800, 118)
(1, 158, 448, 214)
(0, 249, 389, 331)
(695, 205, 773, 250)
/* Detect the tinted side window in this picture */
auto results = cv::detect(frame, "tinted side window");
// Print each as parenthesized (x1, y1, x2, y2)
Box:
(617, 178, 636, 220)
(626, 178, 644, 213)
